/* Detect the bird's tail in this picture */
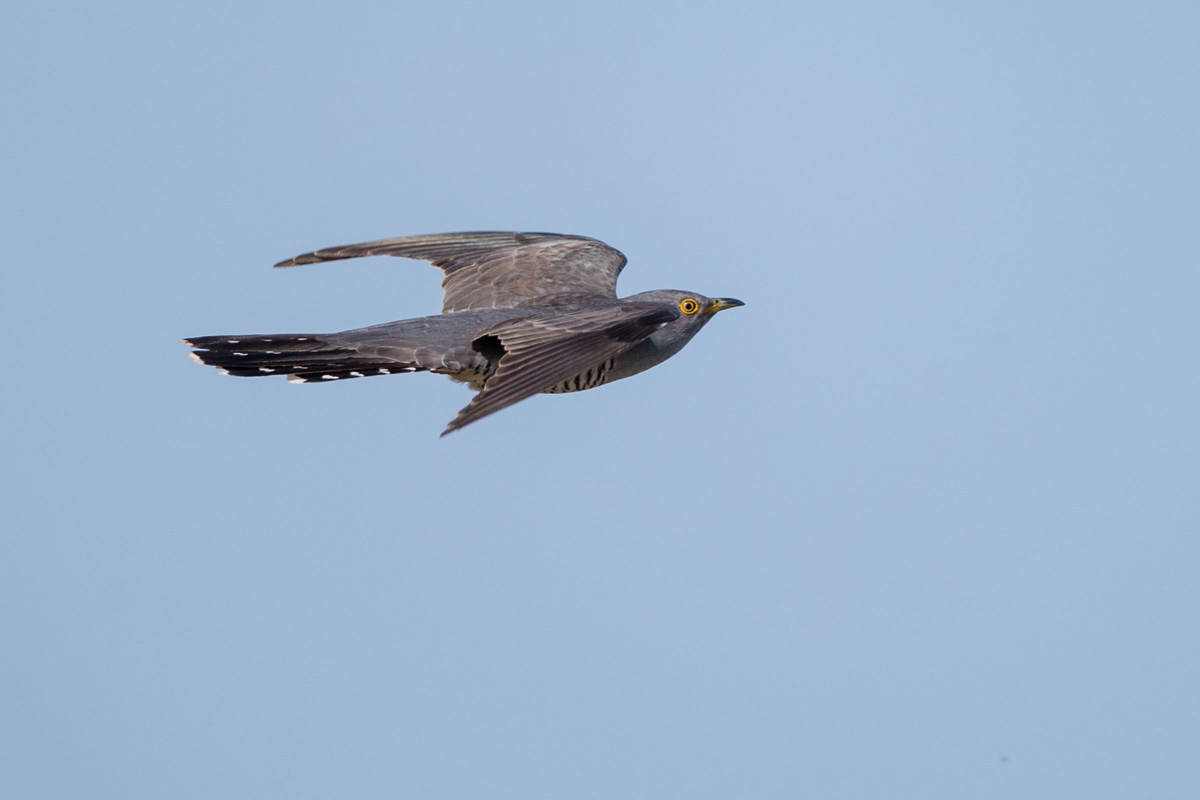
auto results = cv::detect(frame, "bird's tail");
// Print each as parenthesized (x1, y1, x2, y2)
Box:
(183, 333, 423, 383)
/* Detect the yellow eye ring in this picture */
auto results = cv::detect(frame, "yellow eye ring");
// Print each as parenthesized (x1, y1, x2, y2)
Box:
(679, 298, 700, 315)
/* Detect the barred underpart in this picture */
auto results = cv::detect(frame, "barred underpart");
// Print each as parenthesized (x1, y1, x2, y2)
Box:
(544, 358, 614, 393)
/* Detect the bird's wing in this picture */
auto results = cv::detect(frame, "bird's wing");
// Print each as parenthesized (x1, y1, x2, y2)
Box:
(442, 303, 677, 435)
(275, 232, 628, 313)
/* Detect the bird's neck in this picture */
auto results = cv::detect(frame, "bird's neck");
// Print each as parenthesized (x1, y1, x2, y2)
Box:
(608, 334, 690, 383)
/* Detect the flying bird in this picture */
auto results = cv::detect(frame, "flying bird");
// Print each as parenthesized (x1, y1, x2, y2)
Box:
(184, 231, 743, 435)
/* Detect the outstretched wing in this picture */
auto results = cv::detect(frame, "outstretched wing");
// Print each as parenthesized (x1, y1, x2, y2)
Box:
(442, 303, 677, 436)
(275, 232, 628, 313)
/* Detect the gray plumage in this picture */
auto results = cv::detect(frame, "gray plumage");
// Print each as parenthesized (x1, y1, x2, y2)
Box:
(184, 231, 743, 435)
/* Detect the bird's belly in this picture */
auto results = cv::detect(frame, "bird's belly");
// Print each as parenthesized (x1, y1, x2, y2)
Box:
(543, 358, 615, 394)
(437, 363, 496, 391)
(442, 357, 614, 394)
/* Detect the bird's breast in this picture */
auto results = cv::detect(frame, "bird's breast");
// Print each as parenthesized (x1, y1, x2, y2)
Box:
(543, 358, 616, 394)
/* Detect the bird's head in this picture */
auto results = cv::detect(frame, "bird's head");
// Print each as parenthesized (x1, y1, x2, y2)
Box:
(626, 289, 744, 352)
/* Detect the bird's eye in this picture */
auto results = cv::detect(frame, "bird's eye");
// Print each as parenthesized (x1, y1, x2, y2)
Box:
(679, 298, 700, 315)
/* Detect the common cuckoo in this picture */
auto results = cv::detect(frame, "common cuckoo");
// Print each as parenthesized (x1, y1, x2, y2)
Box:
(184, 231, 743, 435)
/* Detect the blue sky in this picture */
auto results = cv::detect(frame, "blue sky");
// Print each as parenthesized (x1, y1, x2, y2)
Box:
(3, 1, 1198, 797)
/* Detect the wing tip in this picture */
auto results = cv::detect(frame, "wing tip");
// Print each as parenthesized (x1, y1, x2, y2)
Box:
(274, 250, 347, 267)
(440, 416, 466, 437)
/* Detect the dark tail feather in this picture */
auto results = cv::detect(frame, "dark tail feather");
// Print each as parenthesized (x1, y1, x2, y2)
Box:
(183, 333, 423, 383)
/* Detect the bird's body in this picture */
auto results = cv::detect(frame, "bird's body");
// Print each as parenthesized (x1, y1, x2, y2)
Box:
(184, 232, 742, 434)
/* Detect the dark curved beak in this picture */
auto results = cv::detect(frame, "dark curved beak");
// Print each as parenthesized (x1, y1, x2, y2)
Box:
(706, 297, 745, 314)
